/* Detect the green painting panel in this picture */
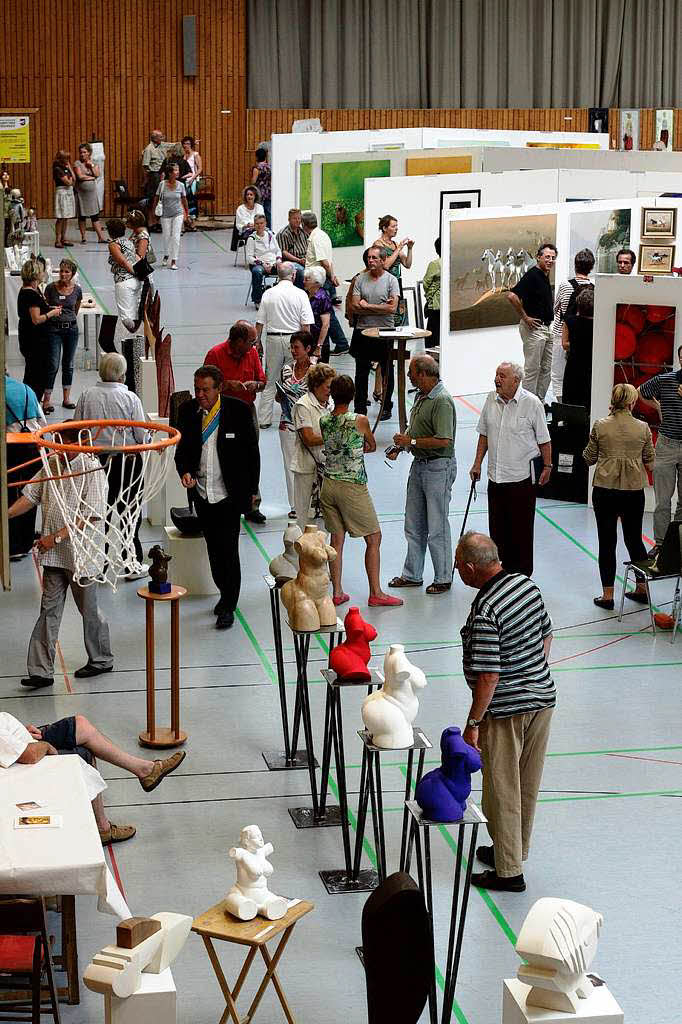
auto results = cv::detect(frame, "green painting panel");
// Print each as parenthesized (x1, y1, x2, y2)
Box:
(298, 161, 311, 211)
(321, 159, 391, 248)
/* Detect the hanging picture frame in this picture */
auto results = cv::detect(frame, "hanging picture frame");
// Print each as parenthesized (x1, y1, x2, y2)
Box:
(638, 244, 675, 275)
(588, 108, 609, 134)
(619, 109, 639, 151)
(641, 207, 677, 240)
(655, 109, 674, 151)
(439, 189, 482, 230)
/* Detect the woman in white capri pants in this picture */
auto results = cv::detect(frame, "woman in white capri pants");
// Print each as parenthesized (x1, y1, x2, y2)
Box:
(155, 162, 190, 270)
(291, 362, 335, 532)
(106, 218, 142, 334)
(277, 333, 315, 518)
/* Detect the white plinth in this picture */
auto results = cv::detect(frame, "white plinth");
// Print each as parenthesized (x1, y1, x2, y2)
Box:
(140, 357, 158, 417)
(164, 526, 218, 595)
(503, 979, 624, 1024)
(107, 968, 176, 1024)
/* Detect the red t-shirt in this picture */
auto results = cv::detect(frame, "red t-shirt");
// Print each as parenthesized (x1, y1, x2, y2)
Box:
(204, 341, 265, 405)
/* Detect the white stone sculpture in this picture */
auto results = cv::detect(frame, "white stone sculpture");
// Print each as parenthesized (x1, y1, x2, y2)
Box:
(83, 912, 192, 1024)
(515, 898, 604, 1013)
(225, 825, 288, 922)
(361, 644, 427, 749)
(268, 523, 302, 580)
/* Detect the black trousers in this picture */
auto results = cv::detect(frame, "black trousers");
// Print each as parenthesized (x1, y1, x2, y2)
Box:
(193, 492, 242, 611)
(592, 486, 646, 586)
(103, 453, 143, 563)
(487, 477, 536, 577)
(350, 328, 394, 414)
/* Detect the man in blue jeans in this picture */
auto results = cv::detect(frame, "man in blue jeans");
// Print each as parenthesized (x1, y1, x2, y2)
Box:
(638, 348, 682, 555)
(387, 355, 457, 594)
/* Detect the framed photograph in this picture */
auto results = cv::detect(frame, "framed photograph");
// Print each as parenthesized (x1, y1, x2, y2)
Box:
(619, 109, 640, 151)
(440, 189, 481, 218)
(589, 107, 609, 134)
(655, 109, 674, 151)
(638, 244, 675, 275)
(641, 207, 677, 239)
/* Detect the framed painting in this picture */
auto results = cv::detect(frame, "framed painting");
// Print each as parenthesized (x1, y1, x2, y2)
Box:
(296, 160, 311, 210)
(568, 207, 631, 274)
(321, 159, 390, 248)
(638, 244, 675, 274)
(439, 190, 481, 233)
(406, 155, 472, 175)
(655, 110, 674, 151)
(619, 109, 639, 151)
(588, 108, 609, 134)
(641, 207, 676, 239)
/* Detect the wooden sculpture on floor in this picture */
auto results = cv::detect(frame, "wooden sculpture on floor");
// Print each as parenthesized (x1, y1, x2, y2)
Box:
(329, 606, 377, 681)
(83, 912, 192, 1024)
(280, 525, 337, 631)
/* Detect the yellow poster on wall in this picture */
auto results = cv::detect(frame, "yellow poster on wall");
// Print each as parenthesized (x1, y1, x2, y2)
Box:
(406, 155, 473, 175)
(0, 116, 30, 162)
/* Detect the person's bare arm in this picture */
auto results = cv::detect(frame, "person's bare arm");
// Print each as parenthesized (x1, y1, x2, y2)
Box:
(299, 426, 323, 446)
(108, 241, 134, 275)
(16, 741, 58, 764)
(543, 634, 553, 660)
(357, 294, 399, 315)
(282, 248, 305, 265)
(319, 259, 339, 286)
(7, 496, 35, 518)
(462, 672, 499, 752)
(561, 322, 570, 351)
(637, 388, 662, 416)
(538, 441, 552, 486)
(508, 290, 542, 329)
(29, 304, 60, 327)
(316, 313, 330, 352)
(357, 414, 376, 453)
(470, 435, 488, 481)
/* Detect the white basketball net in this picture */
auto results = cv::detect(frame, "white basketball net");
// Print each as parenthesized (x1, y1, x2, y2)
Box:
(35, 421, 179, 590)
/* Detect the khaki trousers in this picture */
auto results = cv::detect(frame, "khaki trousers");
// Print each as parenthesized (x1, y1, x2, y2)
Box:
(480, 706, 553, 877)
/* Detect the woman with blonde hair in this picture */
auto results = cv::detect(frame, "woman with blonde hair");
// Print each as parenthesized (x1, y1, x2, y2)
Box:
(52, 150, 76, 247)
(17, 258, 62, 403)
(373, 214, 414, 327)
(583, 382, 655, 609)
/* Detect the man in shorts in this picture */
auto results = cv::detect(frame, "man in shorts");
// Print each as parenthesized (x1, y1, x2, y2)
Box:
(319, 374, 402, 609)
(0, 711, 185, 845)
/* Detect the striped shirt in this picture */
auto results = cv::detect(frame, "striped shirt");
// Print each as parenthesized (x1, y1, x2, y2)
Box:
(639, 370, 682, 440)
(276, 224, 308, 262)
(461, 571, 555, 719)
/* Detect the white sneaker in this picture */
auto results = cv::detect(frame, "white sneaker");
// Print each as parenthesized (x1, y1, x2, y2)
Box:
(170, 261, 178, 270)
(124, 563, 150, 581)
(162, 256, 169, 266)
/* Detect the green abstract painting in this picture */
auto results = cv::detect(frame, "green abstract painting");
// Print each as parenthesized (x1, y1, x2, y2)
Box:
(298, 161, 311, 210)
(321, 159, 391, 248)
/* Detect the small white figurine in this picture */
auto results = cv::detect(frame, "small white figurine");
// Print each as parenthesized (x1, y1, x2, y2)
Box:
(268, 523, 302, 581)
(515, 898, 604, 1013)
(225, 825, 288, 922)
(362, 644, 427, 748)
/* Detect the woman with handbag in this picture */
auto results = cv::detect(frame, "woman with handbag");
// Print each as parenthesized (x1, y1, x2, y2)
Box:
(277, 332, 316, 519)
(105, 218, 142, 335)
(5, 374, 44, 559)
(155, 162, 190, 270)
(43, 258, 82, 413)
(180, 136, 202, 222)
(291, 362, 336, 533)
(127, 209, 156, 316)
(52, 150, 76, 247)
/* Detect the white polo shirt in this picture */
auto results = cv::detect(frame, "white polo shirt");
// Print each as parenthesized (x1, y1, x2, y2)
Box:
(305, 227, 333, 268)
(477, 384, 550, 484)
(256, 280, 315, 334)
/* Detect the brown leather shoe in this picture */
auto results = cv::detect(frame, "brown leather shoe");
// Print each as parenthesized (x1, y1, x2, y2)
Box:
(140, 751, 186, 793)
(426, 582, 452, 595)
(99, 823, 136, 845)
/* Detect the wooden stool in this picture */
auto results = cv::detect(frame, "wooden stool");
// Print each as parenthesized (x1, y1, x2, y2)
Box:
(192, 899, 314, 1024)
(137, 585, 188, 749)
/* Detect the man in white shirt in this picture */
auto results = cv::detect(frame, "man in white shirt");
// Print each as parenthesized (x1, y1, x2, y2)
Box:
(256, 262, 314, 427)
(469, 362, 552, 577)
(0, 711, 185, 845)
(245, 214, 282, 307)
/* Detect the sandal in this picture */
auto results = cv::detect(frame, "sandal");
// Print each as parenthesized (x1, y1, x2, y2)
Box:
(388, 576, 423, 588)
(54, 242, 64, 248)
(62, 401, 76, 410)
(42, 405, 55, 415)
(426, 582, 452, 595)
(80, 238, 88, 244)
(99, 823, 136, 845)
(333, 592, 350, 606)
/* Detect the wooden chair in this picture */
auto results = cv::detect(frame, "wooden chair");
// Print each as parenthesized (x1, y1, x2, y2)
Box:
(0, 896, 61, 1023)
(195, 175, 216, 218)
(112, 179, 143, 216)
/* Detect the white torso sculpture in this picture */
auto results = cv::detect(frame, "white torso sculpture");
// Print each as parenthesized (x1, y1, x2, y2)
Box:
(515, 898, 604, 1014)
(268, 523, 302, 581)
(225, 825, 288, 922)
(362, 644, 427, 748)
(280, 525, 337, 631)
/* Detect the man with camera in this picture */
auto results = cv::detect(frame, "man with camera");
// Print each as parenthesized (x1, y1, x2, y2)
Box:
(387, 355, 457, 594)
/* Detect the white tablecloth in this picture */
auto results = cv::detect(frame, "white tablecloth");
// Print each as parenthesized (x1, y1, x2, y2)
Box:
(0, 755, 130, 918)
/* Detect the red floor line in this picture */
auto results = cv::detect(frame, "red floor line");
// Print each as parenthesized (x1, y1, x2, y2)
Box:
(549, 633, 628, 666)
(31, 550, 73, 694)
(606, 752, 682, 768)
(106, 845, 128, 903)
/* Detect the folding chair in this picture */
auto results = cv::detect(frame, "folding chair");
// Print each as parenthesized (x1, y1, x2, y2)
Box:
(618, 521, 682, 642)
(231, 226, 247, 266)
(244, 271, 277, 306)
(0, 896, 61, 1023)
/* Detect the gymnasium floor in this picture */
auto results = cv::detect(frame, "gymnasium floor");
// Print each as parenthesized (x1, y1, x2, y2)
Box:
(2, 225, 681, 1024)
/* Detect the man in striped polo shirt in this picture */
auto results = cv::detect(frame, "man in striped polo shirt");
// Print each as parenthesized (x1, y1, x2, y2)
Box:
(456, 531, 555, 892)
(638, 349, 682, 554)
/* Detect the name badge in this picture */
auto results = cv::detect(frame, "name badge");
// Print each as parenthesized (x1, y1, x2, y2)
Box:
(225, 432, 235, 438)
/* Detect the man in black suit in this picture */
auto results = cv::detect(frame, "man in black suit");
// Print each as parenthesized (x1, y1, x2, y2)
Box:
(175, 365, 260, 629)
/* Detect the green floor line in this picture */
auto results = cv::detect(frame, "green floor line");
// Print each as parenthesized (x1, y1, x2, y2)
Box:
(200, 230, 231, 254)
(538, 787, 682, 804)
(234, 608, 276, 683)
(68, 254, 111, 314)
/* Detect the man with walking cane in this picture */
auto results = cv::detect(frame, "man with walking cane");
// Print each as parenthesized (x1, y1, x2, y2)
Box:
(387, 355, 457, 594)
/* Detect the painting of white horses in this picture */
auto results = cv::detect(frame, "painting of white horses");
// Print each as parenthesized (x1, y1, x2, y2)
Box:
(449, 213, 556, 331)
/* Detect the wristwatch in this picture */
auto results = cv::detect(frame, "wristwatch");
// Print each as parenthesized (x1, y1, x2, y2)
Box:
(54, 533, 63, 545)
(410, 438, 417, 447)
(467, 717, 483, 728)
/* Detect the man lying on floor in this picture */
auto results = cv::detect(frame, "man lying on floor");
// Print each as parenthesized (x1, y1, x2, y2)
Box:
(0, 712, 184, 845)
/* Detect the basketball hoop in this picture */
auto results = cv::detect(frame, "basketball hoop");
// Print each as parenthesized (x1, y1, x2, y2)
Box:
(7, 419, 180, 589)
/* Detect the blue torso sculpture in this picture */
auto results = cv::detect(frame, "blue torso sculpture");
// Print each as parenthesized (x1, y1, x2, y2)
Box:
(415, 726, 482, 822)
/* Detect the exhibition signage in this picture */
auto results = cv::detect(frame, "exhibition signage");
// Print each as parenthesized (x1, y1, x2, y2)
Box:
(0, 116, 30, 162)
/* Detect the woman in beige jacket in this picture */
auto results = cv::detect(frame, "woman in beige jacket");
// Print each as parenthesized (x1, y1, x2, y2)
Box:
(583, 383, 655, 609)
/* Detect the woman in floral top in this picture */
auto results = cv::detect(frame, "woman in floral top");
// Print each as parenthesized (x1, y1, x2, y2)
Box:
(319, 375, 402, 610)
(105, 218, 141, 333)
(278, 332, 315, 518)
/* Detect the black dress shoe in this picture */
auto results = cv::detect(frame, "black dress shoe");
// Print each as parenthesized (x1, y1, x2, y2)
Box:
(476, 844, 495, 868)
(21, 676, 54, 688)
(245, 510, 266, 524)
(331, 343, 349, 354)
(593, 597, 615, 610)
(380, 408, 393, 421)
(471, 869, 526, 892)
(74, 664, 114, 678)
(213, 599, 226, 616)
(216, 610, 235, 629)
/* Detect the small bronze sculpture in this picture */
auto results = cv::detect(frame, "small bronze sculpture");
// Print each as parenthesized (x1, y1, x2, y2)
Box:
(148, 545, 172, 594)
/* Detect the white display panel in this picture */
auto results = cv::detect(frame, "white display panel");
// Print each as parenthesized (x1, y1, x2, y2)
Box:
(422, 127, 608, 150)
(482, 146, 682, 174)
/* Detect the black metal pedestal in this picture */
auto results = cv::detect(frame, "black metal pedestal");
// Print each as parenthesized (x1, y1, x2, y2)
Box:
(405, 799, 486, 1024)
(318, 668, 383, 895)
(261, 574, 318, 771)
(286, 617, 345, 829)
